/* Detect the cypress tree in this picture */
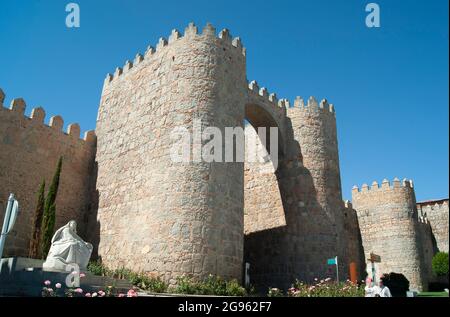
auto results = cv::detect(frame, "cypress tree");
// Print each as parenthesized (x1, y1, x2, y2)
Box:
(28, 180, 45, 258)
(41, 156, 63, 258)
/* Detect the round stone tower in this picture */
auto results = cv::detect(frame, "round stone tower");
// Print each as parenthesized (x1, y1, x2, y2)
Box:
(94, 23, 247, 284)
(352, 178, 428, 291)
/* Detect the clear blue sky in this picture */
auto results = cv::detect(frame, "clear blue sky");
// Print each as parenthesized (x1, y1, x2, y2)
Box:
(0, 0, 448, 201)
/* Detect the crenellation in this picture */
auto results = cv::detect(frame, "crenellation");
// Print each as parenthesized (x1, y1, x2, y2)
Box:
(294, 96, 304, 108)
(134, 53, 144, 65)
(30, 107, 45, 123)
(67, 123, 81, 138)
(218, 28, 231, 42)
(114, 67, 123, 79)
(84, 130, 96, 143)
(105, 23, 246, 88)
(353, 178, 414, 197)
(269, 93, 277, 103)
(168, 29, 182, 43)
(123, 60, 133, 72)
(156, 37, 168, 51)
(248, 80, 259, 92)
(184, 22, 198, 37)
(307, 96, 318, 108)
(49, 115, 64, 131)
(0, 88, 5, 106)
(10, 98, 26, 115)
(202, 22, 216, 36)
(259, 87, 268, 97)
(145, 45, 155, 57)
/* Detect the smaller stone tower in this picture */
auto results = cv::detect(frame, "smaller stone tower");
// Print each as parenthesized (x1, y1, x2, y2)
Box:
(352, 178, 428, 290)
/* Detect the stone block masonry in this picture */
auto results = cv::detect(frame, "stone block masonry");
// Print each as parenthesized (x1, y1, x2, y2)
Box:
(0, 88, 96, 257)
(0, 22, 447, 291)
(417, 199, 449, 253)
(352, 178, 428, 290)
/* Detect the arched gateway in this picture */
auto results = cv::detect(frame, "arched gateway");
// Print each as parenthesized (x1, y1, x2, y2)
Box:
(94, 23, 351, 288)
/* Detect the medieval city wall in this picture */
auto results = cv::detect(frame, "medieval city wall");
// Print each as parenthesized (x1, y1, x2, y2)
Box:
(352, 178, 428, 290)
(417, 199, 449, 253)
(0, 89, 96, 257)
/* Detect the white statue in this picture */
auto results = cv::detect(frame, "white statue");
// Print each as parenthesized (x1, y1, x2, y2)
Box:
(42, 220, 93, 272)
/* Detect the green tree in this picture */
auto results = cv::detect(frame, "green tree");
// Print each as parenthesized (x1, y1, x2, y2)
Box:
(40, 157, 63, 258)
(28, 180, 45, 258)
(432, 252, 449, 277)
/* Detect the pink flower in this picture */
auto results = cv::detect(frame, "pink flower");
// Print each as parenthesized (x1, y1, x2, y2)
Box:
(55, 283, 62, 289)
(71, 271, 78, 275)
(92, 292, 98, 297)
(98, 290, 105, 297)
(80, 273, 86, 278)
(85, 293, 91, 297)
(44, 280, 51, 286)
(118, 293, 126, 297)
(75, 288, 83, 294)
(127, 289, 138, 297)
(47, 288, 54, 293)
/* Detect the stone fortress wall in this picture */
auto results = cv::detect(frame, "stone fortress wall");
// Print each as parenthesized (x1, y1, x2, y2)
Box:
(0, 23, 447, 291)
(417, 199, 449, 253)
(0, 88, 96, 257)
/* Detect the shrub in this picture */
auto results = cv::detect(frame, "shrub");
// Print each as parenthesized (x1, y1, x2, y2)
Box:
(87, 260, 168, 293)
(29, 180, 45, 259)
(267, 288, 284, 297)
(285, 278, 364, 297)
(380, 272, 409, 297)
(432, 252, 449, 277)
(41, 157, 62, 258)
(174, 275, 247, 296)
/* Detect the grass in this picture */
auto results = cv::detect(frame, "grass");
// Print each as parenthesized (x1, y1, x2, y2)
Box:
(417, 292, 449, 297)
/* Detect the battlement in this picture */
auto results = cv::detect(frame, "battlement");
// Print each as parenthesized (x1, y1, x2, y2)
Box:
(247, 80, 288, 115)
(0, 88, 95, 144)
(287, 96, 335, 115)
(352, 177, 414, 195)
(104, 22, 246, 87)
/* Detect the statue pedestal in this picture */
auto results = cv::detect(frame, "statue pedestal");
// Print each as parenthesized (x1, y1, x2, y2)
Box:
(0, 257, 132, 296)
(0, 257, 44, 274)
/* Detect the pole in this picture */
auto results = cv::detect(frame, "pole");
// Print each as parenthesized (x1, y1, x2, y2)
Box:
(0, 194, 15, 258)
(335, 256, 339, 283)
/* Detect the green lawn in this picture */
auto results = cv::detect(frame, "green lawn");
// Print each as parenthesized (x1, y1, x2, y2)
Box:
(417, 292, 449, 297)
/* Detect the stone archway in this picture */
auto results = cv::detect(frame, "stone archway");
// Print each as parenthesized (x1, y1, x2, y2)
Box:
(243, 103, 287, 235)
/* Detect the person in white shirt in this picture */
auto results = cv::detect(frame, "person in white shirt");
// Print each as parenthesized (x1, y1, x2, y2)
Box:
(378, 279, 392, 297)
(364, 277, 381, 297)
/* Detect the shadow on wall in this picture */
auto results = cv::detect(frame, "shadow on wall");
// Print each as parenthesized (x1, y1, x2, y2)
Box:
(85, 161, 101, 261)
(243, 116, 344, 292)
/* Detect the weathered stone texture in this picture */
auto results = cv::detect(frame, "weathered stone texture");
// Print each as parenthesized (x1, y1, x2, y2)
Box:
(417, 199, 449, 253)
(352, 179, 428, 290)
(0, 96, 96, 257)
(95, 24, 246, 284)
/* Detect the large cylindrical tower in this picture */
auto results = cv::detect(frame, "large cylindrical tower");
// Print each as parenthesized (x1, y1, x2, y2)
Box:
(94, 23, 247, 284)
(286, 97, 346, 279)
(352, 178, 428, 290)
